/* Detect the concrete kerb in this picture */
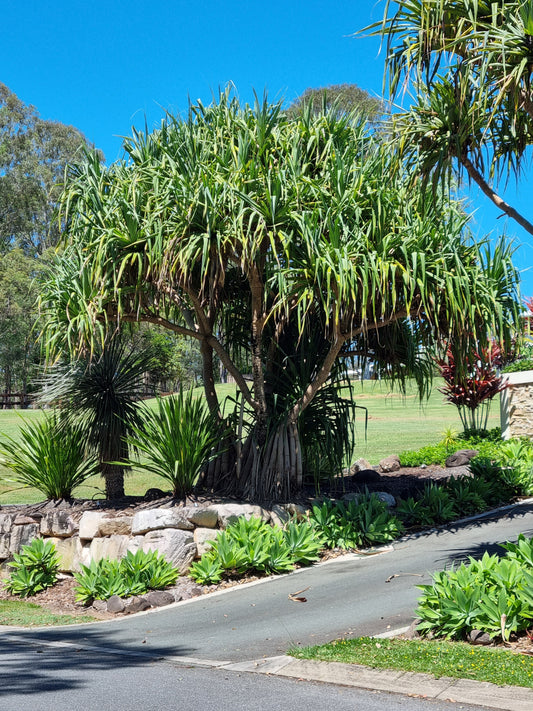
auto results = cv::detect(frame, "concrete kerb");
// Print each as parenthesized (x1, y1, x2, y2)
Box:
(4, 632, 532, 711)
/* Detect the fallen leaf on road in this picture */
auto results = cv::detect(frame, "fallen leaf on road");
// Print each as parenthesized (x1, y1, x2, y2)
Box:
(385, 573, 423, 583)
(288, 586, 309, 602)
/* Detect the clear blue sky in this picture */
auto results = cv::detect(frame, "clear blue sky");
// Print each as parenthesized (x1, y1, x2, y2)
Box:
(3, 0, 532, 295)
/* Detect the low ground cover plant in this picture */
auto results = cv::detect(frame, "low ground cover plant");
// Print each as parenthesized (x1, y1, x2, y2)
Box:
(188, 516, 323, 584)
(4, 538, 60, 597)
(399, 428, 502, 467)
(416, 535, 533, 641)
(309, 493, 403, 549)
(73, 549, 178, 604)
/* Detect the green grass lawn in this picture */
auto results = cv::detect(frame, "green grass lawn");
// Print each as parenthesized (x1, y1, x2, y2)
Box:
(0, 599, 94, 626)
(289, 636, 533, 688)
(0, 380, 500, 505)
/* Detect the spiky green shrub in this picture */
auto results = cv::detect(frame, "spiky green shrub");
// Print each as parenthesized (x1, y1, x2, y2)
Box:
(0, 413, 99, 500)
(188, 515, 324, 584)
(309, 493, 403, 549)
(126, 389, 221, 498)
(74, 549, 178, 605)
(5, 539, 60, 597)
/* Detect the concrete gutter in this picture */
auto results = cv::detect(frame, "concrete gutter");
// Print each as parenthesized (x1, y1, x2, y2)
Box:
(220, 655, 533, 711)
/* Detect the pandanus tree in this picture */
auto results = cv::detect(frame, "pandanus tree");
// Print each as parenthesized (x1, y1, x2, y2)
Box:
(365, 0, 533, 236)
(40, 91, 520, 501)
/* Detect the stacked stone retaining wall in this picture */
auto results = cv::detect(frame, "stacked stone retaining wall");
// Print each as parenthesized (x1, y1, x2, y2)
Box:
(0, 502, 305, 575)
(500, 370, 533, 440)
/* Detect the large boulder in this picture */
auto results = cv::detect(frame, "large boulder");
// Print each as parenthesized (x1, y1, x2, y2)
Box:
(40, 511, 78, 538)
(98, 516, 133, 537)
(141, 529, 196, 573)
(208, 503, 268, 529)
(379, 455, 401, 473)
(193, 527, 218, 557)
(79, 512, 107, 541)
(446, 449, 479, 468)
(132, 509, 195, 535)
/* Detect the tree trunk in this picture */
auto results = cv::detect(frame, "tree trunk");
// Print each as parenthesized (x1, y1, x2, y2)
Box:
(101, 462, 125, 500)
(206, 420, 304, 502)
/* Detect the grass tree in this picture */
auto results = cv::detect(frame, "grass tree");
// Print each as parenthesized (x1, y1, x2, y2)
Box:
(40, 91, 520, 501)
(40, 339, 153, 499)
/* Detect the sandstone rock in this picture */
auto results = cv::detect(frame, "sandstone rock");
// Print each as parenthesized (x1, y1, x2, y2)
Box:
(79, 512, 107, 540)
(193, 527, 217, 557)
(466, 629, 492, 646)
(142, 529, 196, 573)
(46, 536, 83, 572)
(403, 619, 422, 640)
(14, 514, 39, 526)
(284, 503, 307, 520)
(270, 504, 291, 528)
(132, 509, 195, 535)
(144, 590, 175, 608)
(0, 514, 13, 534)
(98, 516, 133, 537)
(209, 503, 268, 529)
(125, 596, 151, 614)
(88, 534, 131, 563)
(187, 506, 219, 529)
(40, 511, 78, 538)
(350, 458, 372, 475)
(8, 523, 39, 555)
(446, 449, 479, 468)
(107, 595, 126, 613)
(379, 455, 401, 473)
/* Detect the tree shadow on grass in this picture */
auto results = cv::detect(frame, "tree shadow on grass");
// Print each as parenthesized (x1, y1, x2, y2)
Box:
(1, 624, 195, 698)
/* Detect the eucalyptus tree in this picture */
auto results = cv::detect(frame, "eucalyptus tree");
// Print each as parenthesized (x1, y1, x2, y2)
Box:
(366, 0, 533, 235)
(40, 92, 520, 501)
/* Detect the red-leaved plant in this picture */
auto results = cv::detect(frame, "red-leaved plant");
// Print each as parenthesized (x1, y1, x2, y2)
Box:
(436, 343, 506, 432)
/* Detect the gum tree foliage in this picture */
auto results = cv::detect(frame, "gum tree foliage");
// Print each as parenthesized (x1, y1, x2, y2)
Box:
(286, 83, 383, 121)
(365, 0, 533, 235)
(40, 92, 520, 501)
(0, 84, 94, 397)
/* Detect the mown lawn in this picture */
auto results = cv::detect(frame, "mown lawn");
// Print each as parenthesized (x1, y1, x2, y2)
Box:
(0, 380, 500, 504)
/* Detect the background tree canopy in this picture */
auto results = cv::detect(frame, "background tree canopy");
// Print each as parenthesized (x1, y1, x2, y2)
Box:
(41, 91, 520, 500)
(0, 84, 95, 397)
